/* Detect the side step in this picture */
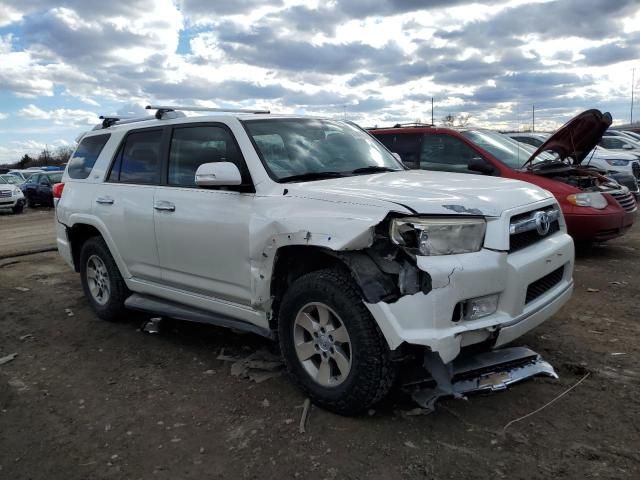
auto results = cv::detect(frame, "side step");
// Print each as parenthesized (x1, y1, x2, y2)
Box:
(409, 347, 558, 411)
(124, 294, 274, 339)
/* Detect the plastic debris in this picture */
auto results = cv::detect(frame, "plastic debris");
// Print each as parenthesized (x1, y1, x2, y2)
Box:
(15, 287, 30, 292)
(19, 334, 33, 341)
(65, 308, 74, 317)
(299, 398, 311, 433)
(141, 317, 163, 334)
(217, 348, 283, 383)
(586, 288, 600, 293)
(0, 353, 17, 366)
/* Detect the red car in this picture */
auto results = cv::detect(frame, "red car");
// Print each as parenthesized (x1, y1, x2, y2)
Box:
(370, 110, 637, 242)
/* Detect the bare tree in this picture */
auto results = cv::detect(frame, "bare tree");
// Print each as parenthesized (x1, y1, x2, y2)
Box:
(441, 113, 471, 127)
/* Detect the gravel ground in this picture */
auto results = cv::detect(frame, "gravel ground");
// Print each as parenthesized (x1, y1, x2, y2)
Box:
(0, 214, 638, 479)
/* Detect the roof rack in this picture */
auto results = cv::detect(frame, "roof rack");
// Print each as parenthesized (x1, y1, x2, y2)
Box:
(94, 105, 271, 130)
(145, 105, 270, 119)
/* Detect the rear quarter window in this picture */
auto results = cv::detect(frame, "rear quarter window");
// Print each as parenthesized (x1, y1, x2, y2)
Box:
(67, 134, 111, 179)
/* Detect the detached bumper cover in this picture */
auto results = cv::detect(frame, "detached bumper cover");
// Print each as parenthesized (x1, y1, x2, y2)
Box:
(410, 346, 558, 411)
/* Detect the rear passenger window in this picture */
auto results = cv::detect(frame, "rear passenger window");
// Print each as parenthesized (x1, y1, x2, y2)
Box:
(168, 126, 247, 187)
(68, 134, 110, 179)
(108, 129, 162, 184)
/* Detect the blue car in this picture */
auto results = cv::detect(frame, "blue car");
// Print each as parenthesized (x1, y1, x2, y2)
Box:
(21, 171, 63, 207)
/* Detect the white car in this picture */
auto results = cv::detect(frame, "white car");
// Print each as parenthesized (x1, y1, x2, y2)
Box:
(599, 135, 640, 160)
(0, 182, 25, 214)
(8, 169, 43, 183)
(508, 132, 640, 181)
(55, 107, 574, 414)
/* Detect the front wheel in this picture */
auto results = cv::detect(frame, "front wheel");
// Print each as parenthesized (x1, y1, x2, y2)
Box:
(12, 202, 24, 214)
(278, 268, 396, 416)
(79, 237, 129, 321)
(25, 195, 36, 208)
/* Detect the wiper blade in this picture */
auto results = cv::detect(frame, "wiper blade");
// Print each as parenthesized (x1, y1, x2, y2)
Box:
(350, 166, 400, 174)
(278, 171, 348, 183)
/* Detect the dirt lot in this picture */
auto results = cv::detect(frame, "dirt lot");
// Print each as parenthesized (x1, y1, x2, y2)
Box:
(0, 208, 56, 259)
(0, 212, 639, 479)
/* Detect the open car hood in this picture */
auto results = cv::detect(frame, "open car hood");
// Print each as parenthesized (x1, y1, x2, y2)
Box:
(524, 109, 612, 167)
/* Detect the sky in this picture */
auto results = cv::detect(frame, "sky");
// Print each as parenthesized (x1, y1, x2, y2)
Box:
(1, 0, 639, 163)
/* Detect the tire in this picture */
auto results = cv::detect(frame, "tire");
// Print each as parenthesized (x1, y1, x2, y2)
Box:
(79, 237, 129, 321)
(25, 195, 36, 208)
(12, 203, 24, 214)
(278, 268, 396, 416)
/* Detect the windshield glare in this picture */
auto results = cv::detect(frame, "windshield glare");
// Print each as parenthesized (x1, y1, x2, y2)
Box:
(462, 130, 556, 169)
(0, 175, 20, 184)
(243, 118, 403, 181)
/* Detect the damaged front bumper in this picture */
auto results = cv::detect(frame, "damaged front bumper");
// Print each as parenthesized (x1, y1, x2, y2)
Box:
(365, 231, 574, 363)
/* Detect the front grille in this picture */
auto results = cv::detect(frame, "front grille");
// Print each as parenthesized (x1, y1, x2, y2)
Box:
(0, 190, 12, 198)
(610, 190, 637, 213)
(509, 207, 560, 253)
(526, 266, 565, 304)
(632, 161, 640, 179)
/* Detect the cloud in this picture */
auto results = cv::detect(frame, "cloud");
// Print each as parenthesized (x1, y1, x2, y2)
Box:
(436, 0, 639, 48)
(18, 104, 97, 126)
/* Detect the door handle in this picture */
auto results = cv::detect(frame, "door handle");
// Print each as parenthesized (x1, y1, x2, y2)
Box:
(154, 201, 175, 212)
(96, 196, 114, 205)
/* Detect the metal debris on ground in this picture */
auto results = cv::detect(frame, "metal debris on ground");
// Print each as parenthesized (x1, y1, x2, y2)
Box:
(299, 398, 311, 434)
(65, 308, 74, 317)
(0, 353, 18, 366)
(15, 287, 30, 292)
(19, 334, 33, 341)
(141, 317, 163, 334)
(408, 347, 558, 412)
(586, 288, 600, 292)
(216, 347, 283, 383)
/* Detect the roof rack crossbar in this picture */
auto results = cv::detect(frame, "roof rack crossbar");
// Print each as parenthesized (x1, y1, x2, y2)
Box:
(145, 105, 270, 115)
(95, 114, 158, 130)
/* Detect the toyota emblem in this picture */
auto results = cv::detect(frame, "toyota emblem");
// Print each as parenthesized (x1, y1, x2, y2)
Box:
(534, 211, 551, 235)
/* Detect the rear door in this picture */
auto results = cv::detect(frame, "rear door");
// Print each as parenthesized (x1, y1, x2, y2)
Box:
(92, 127, 166, 283)
(153, 123, 254, 305)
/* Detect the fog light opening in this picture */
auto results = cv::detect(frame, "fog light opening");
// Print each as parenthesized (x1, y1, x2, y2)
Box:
(463, 294, 499, 321)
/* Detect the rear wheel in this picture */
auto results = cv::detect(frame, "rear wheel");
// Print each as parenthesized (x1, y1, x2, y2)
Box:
(79, 237, 129, 321)
(278, 268, 396, 415)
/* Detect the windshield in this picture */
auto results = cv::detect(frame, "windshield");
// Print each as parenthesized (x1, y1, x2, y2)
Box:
(0, 175, 21, 184)
(48, 172, 63, 183)
(243, 118, 403, 182)
(461, 130, 555, 169)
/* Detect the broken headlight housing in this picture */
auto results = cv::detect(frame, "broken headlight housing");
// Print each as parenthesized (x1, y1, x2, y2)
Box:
(390, 217, 486, 256)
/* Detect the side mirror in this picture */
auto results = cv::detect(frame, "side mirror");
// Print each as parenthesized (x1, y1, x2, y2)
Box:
(195, 162, 242, 187)
(468, 156, 496, 175)
(391, 152, 402, 162)
(622, 144, 633, 150)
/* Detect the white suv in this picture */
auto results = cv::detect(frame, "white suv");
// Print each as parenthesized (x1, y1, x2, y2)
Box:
(55, 106, 574, 415)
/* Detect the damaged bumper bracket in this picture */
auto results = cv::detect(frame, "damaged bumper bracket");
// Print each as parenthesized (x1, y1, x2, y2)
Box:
(410, 346, 558, 411)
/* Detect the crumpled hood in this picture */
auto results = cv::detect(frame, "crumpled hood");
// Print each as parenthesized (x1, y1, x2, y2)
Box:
(526, 109, 612, 166)
(286, 170, 553, 217)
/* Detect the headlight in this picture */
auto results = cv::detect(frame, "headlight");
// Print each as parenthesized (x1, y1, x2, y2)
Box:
(566, 192, 608, 209)
(12, 187, 21, 196)
(605, 159, 630, 166)
(390, 217, 486, 256)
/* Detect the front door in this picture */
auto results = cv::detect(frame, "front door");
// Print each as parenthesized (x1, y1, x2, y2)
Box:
(153, 123, 254, 306)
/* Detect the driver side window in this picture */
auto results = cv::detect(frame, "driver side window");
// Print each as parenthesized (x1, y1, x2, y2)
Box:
(168, 125, 248, 187)
(420, 134, 478, 173)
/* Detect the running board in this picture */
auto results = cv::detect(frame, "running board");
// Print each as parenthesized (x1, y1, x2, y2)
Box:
(124, 294, 274, 339)
(408, 347, 558, 411)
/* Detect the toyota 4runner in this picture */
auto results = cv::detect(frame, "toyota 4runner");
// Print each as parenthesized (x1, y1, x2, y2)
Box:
(55, 106, 574, 415)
